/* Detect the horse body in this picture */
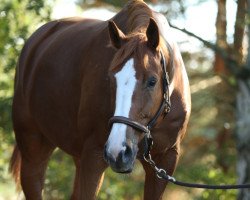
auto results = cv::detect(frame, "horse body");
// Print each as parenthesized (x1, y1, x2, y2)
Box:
(14, 18, 113, 154)
(11, 1, 191, 199)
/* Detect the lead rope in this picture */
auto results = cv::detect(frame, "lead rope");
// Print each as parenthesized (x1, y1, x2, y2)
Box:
(143, 135, 250, 189)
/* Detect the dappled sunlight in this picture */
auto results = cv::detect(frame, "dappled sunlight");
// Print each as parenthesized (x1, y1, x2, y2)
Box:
(164, 187, 199, 200)
(190, 76, 222, 94)
(99, 160, 144, 200)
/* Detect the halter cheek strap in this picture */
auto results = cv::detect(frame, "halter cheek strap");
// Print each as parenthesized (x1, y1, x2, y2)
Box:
(147, 50, 171, 129)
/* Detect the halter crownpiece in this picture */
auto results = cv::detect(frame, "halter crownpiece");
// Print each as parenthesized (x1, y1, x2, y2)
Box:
(160, 50, 171, 114)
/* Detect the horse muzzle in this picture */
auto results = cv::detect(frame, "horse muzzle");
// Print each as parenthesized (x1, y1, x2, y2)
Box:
(104, 142, 137, 173)
(104, 116, 149, 173)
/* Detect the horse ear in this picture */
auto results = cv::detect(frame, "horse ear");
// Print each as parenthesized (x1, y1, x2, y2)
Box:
(146, 18, 159, 49)
(108, 20, 126, 49)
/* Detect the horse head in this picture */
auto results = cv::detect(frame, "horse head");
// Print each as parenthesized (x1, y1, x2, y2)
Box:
(104, 18, 171, 173)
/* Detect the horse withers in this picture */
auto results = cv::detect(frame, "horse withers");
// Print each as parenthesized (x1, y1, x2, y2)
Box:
(10, 0, 191, 199)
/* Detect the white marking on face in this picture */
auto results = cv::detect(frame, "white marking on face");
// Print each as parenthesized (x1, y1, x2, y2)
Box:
(107, 59, 137, 158)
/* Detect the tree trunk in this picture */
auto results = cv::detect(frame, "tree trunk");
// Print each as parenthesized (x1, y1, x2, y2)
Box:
(233, 0, 246, 64)
(236, 80, 250, 200)
(213, 0, 236, 173)
(214, 0, 228, 73)
(236, 2, 250, 199)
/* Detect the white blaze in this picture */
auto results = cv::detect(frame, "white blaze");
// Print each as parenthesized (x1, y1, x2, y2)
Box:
(107, 59, 137, 158)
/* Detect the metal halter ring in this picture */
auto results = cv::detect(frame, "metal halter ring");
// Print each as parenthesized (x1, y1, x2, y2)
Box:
(156, 169, 167, 179)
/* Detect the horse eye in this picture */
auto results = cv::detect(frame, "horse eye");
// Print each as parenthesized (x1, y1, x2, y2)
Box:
(147, 77, 157, 88)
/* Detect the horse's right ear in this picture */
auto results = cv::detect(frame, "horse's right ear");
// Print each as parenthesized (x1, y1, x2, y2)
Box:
(108, 20, 126, 49)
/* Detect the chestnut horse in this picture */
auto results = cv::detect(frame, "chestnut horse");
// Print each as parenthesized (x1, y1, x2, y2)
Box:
(10, 0, 191, 199)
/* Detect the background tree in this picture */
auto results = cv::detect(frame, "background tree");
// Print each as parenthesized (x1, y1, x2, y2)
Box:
(171, 0, 249, 199)
(236, 0, 250, 199)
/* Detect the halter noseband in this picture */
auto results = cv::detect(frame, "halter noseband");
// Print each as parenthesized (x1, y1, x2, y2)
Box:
(108, 50, 171, 137)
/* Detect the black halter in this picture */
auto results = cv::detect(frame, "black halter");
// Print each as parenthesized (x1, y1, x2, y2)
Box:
(108, 50, 171, 139)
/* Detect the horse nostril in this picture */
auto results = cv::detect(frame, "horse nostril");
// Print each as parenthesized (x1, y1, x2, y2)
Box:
(121, 142, 132, 157)
(124, 145, 132, 158)
(103, 144, 116, 163)
(117, 144, 132, 164)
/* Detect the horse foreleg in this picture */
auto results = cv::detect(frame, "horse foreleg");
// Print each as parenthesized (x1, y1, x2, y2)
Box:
(78, 146, 107, 200)
(141, 146, 180, 200)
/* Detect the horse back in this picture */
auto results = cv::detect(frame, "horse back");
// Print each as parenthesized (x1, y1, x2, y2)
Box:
(16, 18, 104, 94)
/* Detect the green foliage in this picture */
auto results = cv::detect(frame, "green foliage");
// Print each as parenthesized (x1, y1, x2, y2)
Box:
(42, 149, 144, 200)
(99, 163, 144, 200)
(175, 67, 237, 200)
(44, 149, 75, 200)
(0, 0, 53, 196)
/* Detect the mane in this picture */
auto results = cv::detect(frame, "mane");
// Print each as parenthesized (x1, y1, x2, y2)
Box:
(110, 0, 169, 71)
(110, 33, 147, 70)
(126, 0, 153, 33)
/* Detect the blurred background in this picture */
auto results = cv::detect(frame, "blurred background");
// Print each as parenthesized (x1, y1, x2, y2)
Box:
(0, 0, 250, 199)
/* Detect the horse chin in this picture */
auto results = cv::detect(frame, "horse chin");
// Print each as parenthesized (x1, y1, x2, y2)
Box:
(110, 163, 134, 174)
(116, 168, 133, 174)
(108, 154, 136, 174)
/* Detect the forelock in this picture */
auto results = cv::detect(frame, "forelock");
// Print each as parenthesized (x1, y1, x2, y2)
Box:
(110, 33, 147, 70)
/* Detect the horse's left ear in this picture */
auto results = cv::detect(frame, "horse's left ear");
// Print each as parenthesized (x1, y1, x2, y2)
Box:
(146, 18, 159, 49)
